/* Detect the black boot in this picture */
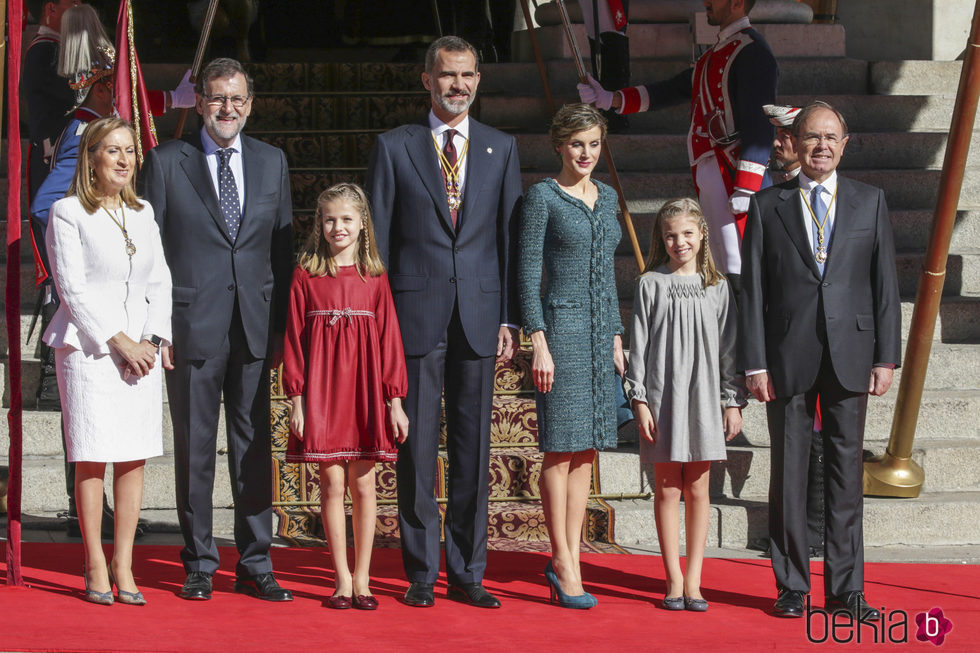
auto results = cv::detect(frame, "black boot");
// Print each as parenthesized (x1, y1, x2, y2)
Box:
(599, 32, 630, 133)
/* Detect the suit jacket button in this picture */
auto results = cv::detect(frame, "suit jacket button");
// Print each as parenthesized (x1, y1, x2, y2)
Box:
(227, 284, 235, 291)
(449, 277, 456, 284)
(822, 282, 830, 287)
(454, 247, 460, 253)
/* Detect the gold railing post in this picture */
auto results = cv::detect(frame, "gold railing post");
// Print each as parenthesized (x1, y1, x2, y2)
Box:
(864, 0, 980, 497)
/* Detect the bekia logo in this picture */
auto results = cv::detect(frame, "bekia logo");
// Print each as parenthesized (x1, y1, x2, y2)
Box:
(915, 608, 953, 646)
(806, 597, 955, 646)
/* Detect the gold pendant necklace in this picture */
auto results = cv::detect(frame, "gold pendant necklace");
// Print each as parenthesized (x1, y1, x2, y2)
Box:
(800, 186, 838, 264)
(433, 133, 469, 211)
(103, 204, 136, 259)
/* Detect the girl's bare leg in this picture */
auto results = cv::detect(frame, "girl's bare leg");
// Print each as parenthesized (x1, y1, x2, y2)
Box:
(681, 461, 712, 600)
(348, 460, 378, 597)
(654, 462, 684, 598)
(320, 462, 351, 596)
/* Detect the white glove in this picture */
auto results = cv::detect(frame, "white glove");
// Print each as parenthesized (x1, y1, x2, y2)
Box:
(577, 73, 614, 111)
(170, 69, 196, 109)
(728, 188, 754, 215)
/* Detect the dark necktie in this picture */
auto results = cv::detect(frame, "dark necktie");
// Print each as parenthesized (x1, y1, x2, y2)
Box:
(217, 148, 241, 240)
(811, 184, 828, 275)
(442, 129, 459, 227)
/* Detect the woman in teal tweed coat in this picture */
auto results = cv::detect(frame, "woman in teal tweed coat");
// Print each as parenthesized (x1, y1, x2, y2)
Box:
(518, 104, 624, 608)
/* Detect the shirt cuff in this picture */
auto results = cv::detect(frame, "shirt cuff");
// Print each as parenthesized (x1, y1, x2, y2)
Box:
(873, 363, 897, 369)
(745, 369, 767, 376)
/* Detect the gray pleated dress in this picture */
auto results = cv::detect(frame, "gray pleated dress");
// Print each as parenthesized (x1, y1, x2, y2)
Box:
(624, 268, 746, 463)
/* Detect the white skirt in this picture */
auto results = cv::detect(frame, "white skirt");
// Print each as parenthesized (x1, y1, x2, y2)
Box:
(55, 345, 164, 463)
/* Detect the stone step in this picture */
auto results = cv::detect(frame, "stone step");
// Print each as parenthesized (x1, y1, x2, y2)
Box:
(600, 434, 980, 502)
(613, 248, 980, 299)
(0, 452, 233, 514)
(612, 209, 980, 262)
(608, 490, 980, 548)
(870, 61, 964, 97)
(512, 21, 842, 63)
(480, 92, 963, 135)
(613, 388, 980, 452)
(516, 132, 980, 173)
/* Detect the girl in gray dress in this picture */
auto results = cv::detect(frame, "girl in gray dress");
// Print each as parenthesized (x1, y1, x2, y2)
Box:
(624, 198, 745, 612)
(519, 104, 625, 609)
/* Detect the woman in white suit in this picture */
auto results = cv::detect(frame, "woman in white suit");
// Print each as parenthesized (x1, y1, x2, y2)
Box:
(43, 117, 172, 606)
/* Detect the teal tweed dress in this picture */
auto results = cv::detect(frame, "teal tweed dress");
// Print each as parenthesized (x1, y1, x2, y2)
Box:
(518, 178, 624, 452)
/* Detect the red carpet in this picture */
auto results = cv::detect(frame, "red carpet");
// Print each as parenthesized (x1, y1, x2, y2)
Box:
(1, 543, 977, 652)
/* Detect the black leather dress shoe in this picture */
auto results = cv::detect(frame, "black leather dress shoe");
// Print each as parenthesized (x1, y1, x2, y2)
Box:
(234, 572, 293, 602)
(825, 591, 882, 621)
(772, 589, 806, 617)
(447, 583, 501, 609)
(179, 571, 213, 600)
(403, 582, 435, 607)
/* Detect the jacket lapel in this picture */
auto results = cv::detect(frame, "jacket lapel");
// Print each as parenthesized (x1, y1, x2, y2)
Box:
(459, 120, 491, 234)
(178, 135, 233, 245)
(774, 184, 822, 280)
(405, 123, 455, 234)
(823, 176, 857, 271)
(240, 135, 262, 239)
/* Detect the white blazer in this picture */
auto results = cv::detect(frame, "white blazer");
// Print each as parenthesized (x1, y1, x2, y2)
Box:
(43, 196, 172, 355)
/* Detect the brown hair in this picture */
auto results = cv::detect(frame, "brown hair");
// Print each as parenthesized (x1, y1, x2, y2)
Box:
(643, 197, 724, 287)
(195, 57, 254, 97)
(425, 36, 480, 74)
(549, 103, 608, 153)
(67, 117, 141, 214)
(299, 183, 385, 280)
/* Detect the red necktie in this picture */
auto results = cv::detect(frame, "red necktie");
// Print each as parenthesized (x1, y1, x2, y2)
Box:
(442, 129, 458, 227)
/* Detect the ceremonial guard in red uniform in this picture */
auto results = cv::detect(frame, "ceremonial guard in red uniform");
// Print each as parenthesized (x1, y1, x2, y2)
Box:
(579, 0, 777, 293)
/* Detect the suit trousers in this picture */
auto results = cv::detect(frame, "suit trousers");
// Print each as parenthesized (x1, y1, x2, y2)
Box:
(167, 302, 274, 577)
(397, 304, 495, 585)
(767, 348, 868, 598)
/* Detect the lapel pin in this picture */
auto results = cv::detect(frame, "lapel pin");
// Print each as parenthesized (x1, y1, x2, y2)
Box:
(487, 147, 493, 154)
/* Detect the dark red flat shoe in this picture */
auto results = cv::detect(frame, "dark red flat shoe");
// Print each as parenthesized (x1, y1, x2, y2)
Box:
(326, 594, 352, 609)
(353, 594, 379, 610)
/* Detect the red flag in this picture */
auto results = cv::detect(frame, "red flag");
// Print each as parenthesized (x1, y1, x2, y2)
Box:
(114, 0, 158, 164)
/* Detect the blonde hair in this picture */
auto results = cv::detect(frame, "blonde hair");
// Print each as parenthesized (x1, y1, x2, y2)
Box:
(643, 197, 724, 287)
(67, 117, 141, 214)
(299, 183, 385, 280)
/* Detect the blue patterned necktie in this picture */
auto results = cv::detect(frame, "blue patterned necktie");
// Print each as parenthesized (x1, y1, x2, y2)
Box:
(811, 184, 828, 275)
(217, 148, 241, 240)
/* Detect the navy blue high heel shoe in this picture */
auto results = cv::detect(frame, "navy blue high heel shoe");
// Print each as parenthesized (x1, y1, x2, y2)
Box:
(544, 561, 597, 609)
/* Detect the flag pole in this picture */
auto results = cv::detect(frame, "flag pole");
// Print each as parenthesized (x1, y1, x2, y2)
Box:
(3, 0, 26, 586)
(174, 0, 220, 139)
(555, 0, 644, 270)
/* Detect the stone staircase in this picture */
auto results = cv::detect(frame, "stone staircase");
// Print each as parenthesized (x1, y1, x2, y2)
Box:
(3, 42, 979, 552)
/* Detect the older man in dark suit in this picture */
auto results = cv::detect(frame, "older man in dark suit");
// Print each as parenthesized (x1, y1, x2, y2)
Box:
(140, 57, 294, 602)
(366, 35, 522, 609)
(739, 102, 901, 620)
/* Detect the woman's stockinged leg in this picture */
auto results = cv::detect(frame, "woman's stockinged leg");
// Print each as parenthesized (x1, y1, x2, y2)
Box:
(541, 451, 583, 595)
(110, 459, 145, 593)
(654, 462, 684, 598)
(320, 462, 352, 596)
(682, 461, 712, 600)
(564, 449, 596, 585)
(76, 461, 110, 593)
(348, 460, 377, 597)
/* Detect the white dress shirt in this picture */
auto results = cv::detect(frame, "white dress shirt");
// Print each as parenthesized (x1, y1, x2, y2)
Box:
(428, 111, 469, 194)
(797, 170, 839, 254)
(201, 127, 245, 213)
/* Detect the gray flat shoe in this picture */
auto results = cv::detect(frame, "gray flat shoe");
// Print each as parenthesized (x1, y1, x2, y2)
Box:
(662, 595, 685, 610)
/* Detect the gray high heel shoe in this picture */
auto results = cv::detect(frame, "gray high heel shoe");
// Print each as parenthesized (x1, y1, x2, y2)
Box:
(109, 569, 147, 606)
(83, 567, 113, 606)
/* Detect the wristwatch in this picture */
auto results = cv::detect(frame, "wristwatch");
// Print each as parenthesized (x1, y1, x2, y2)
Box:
(144, 335, 163, 348)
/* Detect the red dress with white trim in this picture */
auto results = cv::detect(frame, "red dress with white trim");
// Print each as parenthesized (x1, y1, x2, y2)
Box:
(283, 266, 407, 462)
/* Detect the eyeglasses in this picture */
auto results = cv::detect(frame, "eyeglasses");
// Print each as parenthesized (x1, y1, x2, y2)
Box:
(801, 133, 844, 146)
(203, 94, 251, 108)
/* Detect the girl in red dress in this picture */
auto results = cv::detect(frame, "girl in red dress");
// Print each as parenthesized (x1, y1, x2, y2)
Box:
(283, 182, 409, 610)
